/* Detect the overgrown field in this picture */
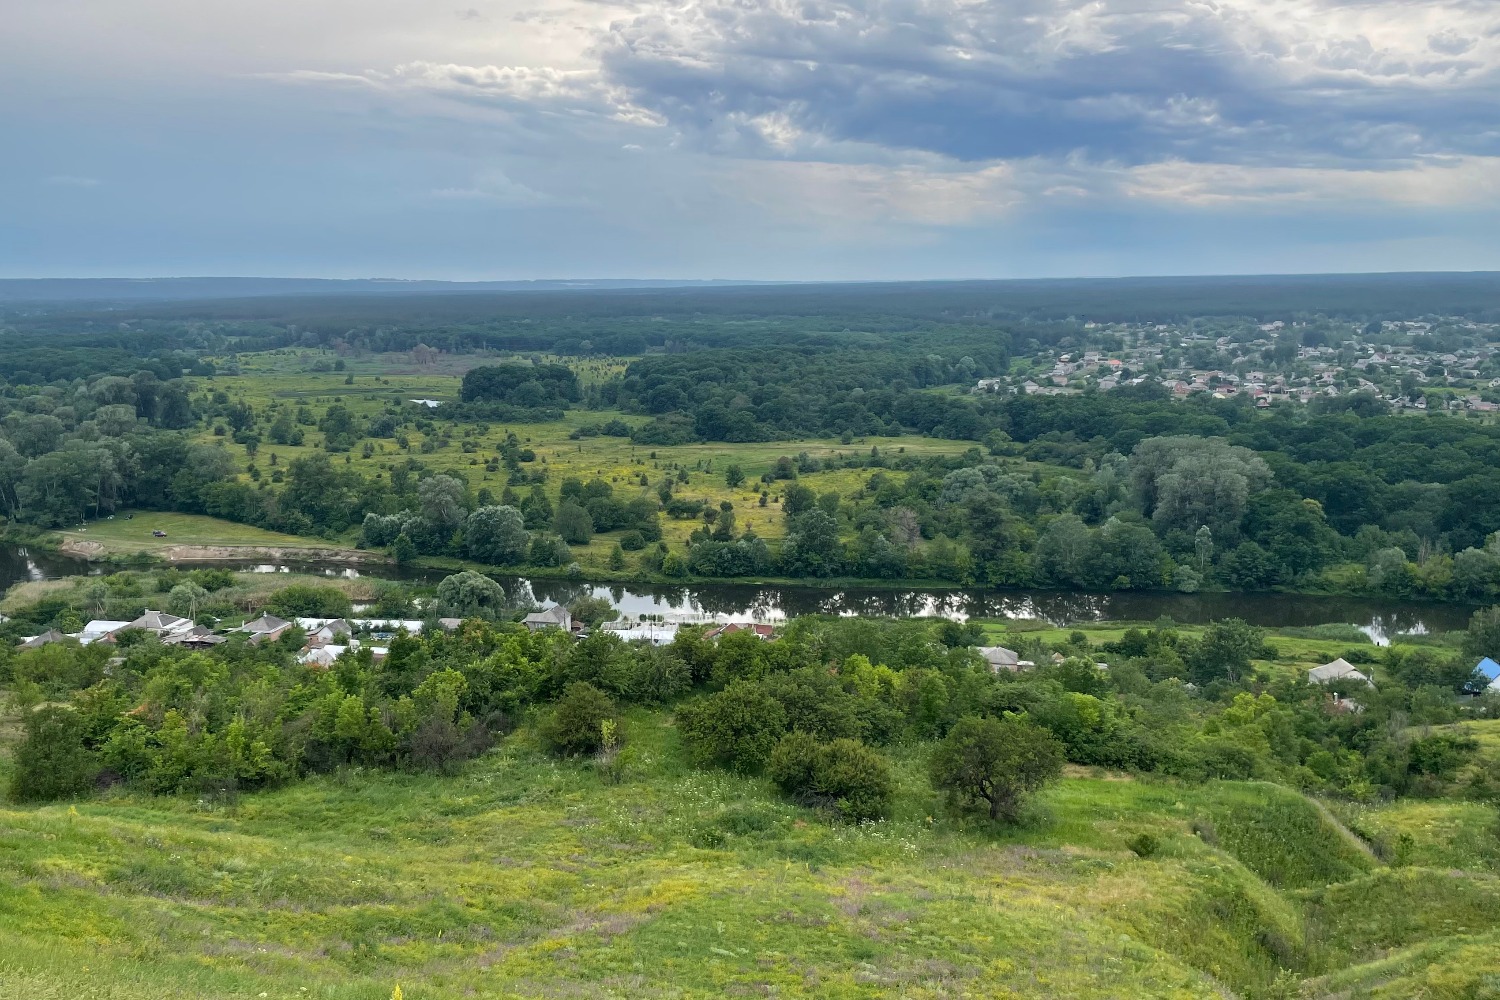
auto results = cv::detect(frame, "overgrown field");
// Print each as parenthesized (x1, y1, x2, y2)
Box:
(2, 705, 1497, 999)
(180, 350, 991, 568)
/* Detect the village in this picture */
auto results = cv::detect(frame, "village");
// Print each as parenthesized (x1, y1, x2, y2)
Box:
(979, 317, 1500, 414)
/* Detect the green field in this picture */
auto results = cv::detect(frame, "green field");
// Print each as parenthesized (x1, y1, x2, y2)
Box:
(185, 350, 991, 570)
(58, 511, 359, 554)
(5, 705, 1495, 1000)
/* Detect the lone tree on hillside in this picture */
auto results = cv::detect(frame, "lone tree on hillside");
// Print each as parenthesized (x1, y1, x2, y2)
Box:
(929, 715, 1064, 822)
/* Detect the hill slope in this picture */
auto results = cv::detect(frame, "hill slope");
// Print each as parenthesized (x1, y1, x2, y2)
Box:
(0, 709, 1493, 999)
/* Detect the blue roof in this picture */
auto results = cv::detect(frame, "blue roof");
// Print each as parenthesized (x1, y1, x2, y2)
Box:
(1476, 657, 1500, 681)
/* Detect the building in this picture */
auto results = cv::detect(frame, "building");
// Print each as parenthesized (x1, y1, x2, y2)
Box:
(162, 625, 227, 649)
(80, 620, 131, 644)
(605, 622, 681, 646)
(298, 639, 389, 668)
(17, 629, 67, 649)
(523, 604, 573, 632)
(297, 617, 353, 643)
(1473, 656, 1500, 694)
(240, 613, 293, 643)
(1307, 658, 1373, 687)
(125, 610, 197, 639)
(975, 646, 1032, 672)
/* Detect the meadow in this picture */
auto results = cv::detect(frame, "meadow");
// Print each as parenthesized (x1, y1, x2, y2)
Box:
(177, 348, 984, 571)
(58, 512, 358, 555)
(3, 703, 1498, 1000)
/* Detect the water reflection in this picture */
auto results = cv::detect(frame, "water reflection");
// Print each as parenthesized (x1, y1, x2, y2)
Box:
(0, 544, 1475, 636)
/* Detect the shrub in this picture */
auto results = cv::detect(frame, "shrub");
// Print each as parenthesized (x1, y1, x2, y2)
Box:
(768, 732, 894, 822)
(619, 530, 647, 551)
(676, 681, 787, 773)
(9, 706, 98, 802)
(1127, 832, 1161, 858)
(540, 682, 616, 757)
(266, 584, 354, 619)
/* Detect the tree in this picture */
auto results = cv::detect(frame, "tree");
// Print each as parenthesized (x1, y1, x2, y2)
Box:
(568, 595, 619, 628)
(390, 532, 417, 564)
(267, 584, 353, 619)
(435, 571, 507, 618)
(1463, 605, 1500, 660)
(725, 465, 745, 488)
(167, 582, 210, 619)
(418, 475, 468, 536)
(929, 715, 1064, 822)
(1188, 618, 1263, 685)
(465, 505, 530, 565)
(1129, 436, 1271, 539)
(9, 706, 98, 802)
(554, 501, 594, 545)
(540, 682, 616, 757)
(780, 508, 842, 576)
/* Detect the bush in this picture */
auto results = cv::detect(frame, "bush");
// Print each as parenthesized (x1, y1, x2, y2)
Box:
(266, 584, 354, 619)
(676, 681, 788, 773)
(9, 706, 98, 802)
(768, 732, 894, 822)
(540, 682, 616, 757)
(619, 530, 647, 551)
(1126, 832, 1161, 858)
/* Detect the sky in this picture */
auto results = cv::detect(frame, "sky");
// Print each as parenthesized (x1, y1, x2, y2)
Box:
(5, 0, 1500, 280)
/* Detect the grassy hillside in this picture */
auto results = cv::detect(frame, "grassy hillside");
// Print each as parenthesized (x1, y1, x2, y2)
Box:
(2, 703, 1494, 999)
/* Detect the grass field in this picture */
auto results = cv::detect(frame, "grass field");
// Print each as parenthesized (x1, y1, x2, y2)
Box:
(58, 512, 358, 555)
(0, 570, 385, 617)
(1, 700, 1497, 999)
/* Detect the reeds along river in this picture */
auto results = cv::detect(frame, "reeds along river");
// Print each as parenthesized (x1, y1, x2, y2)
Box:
(2, 544, 1473, 644)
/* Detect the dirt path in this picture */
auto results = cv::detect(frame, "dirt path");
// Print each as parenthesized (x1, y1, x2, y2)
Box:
(1307, 794, 1382, 865)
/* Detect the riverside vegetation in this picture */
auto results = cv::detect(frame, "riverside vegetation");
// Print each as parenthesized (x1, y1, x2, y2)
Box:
(5, 583, 1500, 997)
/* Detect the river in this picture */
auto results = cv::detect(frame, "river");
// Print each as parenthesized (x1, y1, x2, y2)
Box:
(3, 544, 1473, 642)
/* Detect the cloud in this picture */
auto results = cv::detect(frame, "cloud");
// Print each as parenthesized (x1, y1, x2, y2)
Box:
(588, 0, 1500, 168)
(428, 168, 558, 205)
(260, 0, 1500, 232)
(272, 60, 665, 127)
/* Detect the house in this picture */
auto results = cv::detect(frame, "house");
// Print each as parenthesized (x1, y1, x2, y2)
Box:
(162, 625, 226, 649)
(1307, 658, 1373, 687)
(299, 639, 389, 668)
(18, 629, 67, 649)
(80, 620, 131, 644)
(350, 618, 425, 635)
(1473, 656, 1500, 693)
(975, 646, 1033, 672)
(296, 617, 352, 643)
(523, 604, 573, 632)
(125, 610, 197, 639)
(240, 613, 293, 643)
(606, 622, 681, 646)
